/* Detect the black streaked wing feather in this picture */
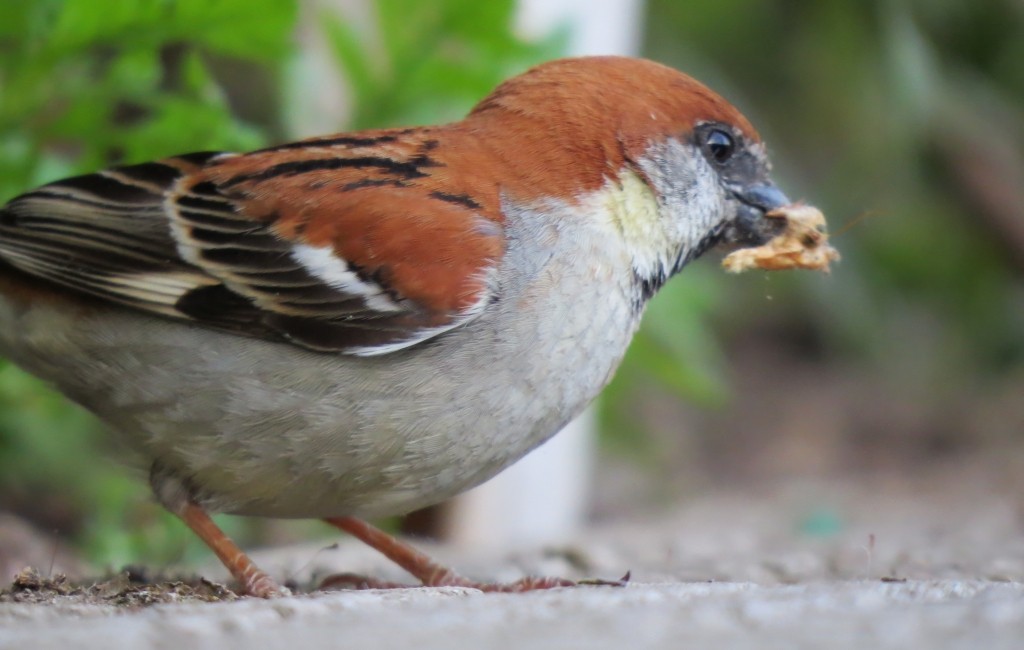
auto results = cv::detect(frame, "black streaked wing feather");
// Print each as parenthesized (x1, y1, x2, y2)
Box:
(0, 150, 496, 355)
(0, 154, 377, 342)
(0, 155, 225, 315)
(168, 181, 412, 324)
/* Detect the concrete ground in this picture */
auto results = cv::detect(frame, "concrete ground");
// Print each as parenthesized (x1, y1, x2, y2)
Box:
(2, 472, 1023, 649)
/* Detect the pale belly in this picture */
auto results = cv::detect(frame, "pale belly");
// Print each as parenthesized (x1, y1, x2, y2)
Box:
(0, 261, 639, 519)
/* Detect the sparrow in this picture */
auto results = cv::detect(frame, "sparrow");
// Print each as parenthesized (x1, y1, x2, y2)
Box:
(0, 56, 810, 597)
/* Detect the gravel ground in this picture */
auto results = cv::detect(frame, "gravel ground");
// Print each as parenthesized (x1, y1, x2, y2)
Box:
(2, 470, 1022, 649)
(3, 580, 1023, 650)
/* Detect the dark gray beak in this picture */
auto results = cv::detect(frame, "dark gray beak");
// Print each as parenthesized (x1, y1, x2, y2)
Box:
(736, 183, 790, 213)
(721, 182, 792, 248)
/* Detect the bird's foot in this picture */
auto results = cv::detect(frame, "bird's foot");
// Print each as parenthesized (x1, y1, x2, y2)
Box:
(321, 515, 628, 593)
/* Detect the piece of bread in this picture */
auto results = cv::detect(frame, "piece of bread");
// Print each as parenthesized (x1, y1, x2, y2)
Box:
(723, 204, 840, 273)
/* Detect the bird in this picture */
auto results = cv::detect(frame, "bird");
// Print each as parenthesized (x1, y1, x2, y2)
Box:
(0, 56, 806, 597)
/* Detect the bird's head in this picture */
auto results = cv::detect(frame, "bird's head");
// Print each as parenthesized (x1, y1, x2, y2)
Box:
(466, 56, 792, 297)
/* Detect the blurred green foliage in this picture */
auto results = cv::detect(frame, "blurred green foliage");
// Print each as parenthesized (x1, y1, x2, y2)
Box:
(321, 0, 563, 129)
(0, 0, 291, 197)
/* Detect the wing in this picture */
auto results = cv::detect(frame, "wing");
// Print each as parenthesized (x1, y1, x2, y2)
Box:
(0, 130, 505, 355)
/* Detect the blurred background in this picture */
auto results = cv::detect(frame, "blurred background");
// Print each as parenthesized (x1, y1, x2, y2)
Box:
(0, 0, 1021, 577)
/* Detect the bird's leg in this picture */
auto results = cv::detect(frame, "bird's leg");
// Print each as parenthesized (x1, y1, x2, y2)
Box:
(322, 516, 616, 593)
(323, 516, 470, 587)
(176, 502, 287, 598)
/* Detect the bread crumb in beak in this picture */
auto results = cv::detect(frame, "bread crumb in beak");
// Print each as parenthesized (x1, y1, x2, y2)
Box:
(722, 204, 840, 273)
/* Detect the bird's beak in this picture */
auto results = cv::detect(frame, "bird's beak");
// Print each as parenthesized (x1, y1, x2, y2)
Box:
(720, 182, 792, 249)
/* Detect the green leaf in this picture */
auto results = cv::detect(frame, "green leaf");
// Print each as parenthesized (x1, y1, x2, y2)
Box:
(174, 0, 298, 61)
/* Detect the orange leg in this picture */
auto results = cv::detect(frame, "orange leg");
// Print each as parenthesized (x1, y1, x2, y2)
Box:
(177, 503, 286, 598)
(322, 516, 618, 593)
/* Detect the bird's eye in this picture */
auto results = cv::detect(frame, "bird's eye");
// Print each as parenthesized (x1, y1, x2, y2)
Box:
(705, 129, 736, 164)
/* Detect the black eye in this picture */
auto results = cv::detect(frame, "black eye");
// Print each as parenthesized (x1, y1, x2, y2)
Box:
(705, 129, 736, 164)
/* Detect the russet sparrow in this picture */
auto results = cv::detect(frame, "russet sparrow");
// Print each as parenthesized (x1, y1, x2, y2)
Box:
(0, 56, 828, 596)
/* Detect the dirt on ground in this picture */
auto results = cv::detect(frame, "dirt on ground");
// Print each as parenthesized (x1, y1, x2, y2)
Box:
(1, 567, 240, 607)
